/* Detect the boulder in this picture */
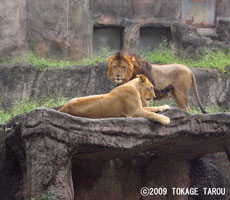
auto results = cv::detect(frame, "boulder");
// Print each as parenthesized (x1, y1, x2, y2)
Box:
(171, 22, 208, 55)
(171, 22, 230, 55)
(189, 67, 225, 109)
(218, 66, 230, 109)
(1, 108, 229, 200)
(217, 19, 230, 44)
(189, 154, 228, 200)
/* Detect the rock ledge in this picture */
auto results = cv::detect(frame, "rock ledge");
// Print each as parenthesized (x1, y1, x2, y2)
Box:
(3, 108, 230, 200)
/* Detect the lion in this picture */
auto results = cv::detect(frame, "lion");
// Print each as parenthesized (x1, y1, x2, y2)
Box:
(107, 51, 207, 114)
(59, 74, 170, 125)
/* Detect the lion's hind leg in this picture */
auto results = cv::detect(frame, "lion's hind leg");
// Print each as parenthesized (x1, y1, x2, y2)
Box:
(134, 109, 170, 125)
(173, 88, 189, 112)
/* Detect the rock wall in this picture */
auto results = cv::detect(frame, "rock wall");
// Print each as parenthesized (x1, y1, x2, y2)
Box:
(0, 108, 229, 200)
(26, 0, 182, 59)
(0, 63, 113, 109)
(0, 63, 229, 110)
(0, 0, 27, 57)
(0, 0, 230, 60)
(190, 67, 230, 110)
(216, 0, 230, 19)
(27, 0, 92, 60)
(0, 118, 24, 200)
(217, 19, 230, 44)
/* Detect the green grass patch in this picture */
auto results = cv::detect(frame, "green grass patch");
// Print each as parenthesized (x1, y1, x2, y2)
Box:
(142, 43, 230, 73)
(150, 99, 229, 114)
(75, 48, 113, 66)
(0, 48, 113, 70)
(27, 52, 72, 69)
(0, 59, 7, 66)
(0, 45, 229, 72)
(0, 97, 69, 124)
(188, 106, 228, 114)
(31, 185, 56, 200)
(1, 96, 229, 124)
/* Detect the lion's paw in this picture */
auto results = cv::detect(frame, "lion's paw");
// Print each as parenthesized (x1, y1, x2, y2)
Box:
(161, 116, 170, 125)
(161, 105, 170, 111)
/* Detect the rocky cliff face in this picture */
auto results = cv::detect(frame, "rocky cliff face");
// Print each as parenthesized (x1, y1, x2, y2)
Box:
(0, 63, 114, 109)
(0, 108, 229, 200)
(0, 63, 229, 110)
(27, 0, 92, 60)
(1, 0, 230, 60)
(0, 0, 27, 57)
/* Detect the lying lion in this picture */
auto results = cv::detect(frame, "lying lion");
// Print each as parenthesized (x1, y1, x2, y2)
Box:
(59, 74, 170, 125)
(107, 51, 207, 114)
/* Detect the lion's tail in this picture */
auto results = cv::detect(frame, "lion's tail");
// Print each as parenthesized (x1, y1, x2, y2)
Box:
(191, 74, 207, 114)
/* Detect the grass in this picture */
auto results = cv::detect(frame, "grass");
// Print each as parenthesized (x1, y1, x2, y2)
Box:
(0, 96, 229, 124)
(0, 48, 113, 70)
(76, 48, 112, 66)
(150, 99, 229, 114)
(188, 106, 228, 114)
(0, 45, 229, 72)
(31, 185, 56, 200)
(0, 97, 69, 124)
(142, 43, 230, 73)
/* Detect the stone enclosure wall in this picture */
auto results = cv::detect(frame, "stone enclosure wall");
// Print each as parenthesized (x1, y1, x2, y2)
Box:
(0, 63, 230, 110)
(1, 0, 230, 60)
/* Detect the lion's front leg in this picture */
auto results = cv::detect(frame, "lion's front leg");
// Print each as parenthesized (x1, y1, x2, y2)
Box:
(142, 100, 149, 107)
(134, 109, 170, 125)
(143, 105, 170, 112)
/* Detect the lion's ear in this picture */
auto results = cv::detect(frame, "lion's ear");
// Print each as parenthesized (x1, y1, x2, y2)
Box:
(108, 57, 114, 63)
(126, 55, 135, 63)
(139, 74, 147, 83)
(131, 56, 135, 62)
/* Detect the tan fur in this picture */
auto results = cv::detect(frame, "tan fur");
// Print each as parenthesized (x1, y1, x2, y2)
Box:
(59, 74, 170, 125)
(107, 51, 207, 114)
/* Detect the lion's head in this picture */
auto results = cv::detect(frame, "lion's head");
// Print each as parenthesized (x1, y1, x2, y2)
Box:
(107, 51, 135, 84)
(137, 74, 155, 105)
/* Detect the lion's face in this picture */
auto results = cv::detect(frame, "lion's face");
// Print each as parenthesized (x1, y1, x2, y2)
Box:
(137, 74, 156, 104)
(107, 52, 135, 84)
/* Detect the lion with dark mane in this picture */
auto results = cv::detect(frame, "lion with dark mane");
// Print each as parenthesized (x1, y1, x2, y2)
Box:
(107, 51, 207, 114)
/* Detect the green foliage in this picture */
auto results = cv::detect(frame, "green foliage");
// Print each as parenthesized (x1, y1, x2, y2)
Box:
(188, 48, 230, 73)
(0, 48, 113, 69)
(27, 52, 72, 69)
(150, 99, 229, 114)
(0, 109, 13, 123)
(0, 59, 7, 66)
(31, 185, 56, 200)
(0, 45, 229, 72)
(188, 106, 229, 114)
(142, 43, 230, 73)
(76, 47, 113, 66)
(0, 96, 229, 124)
(0, 97, 68, 123)
(142, 42, 179, 64)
